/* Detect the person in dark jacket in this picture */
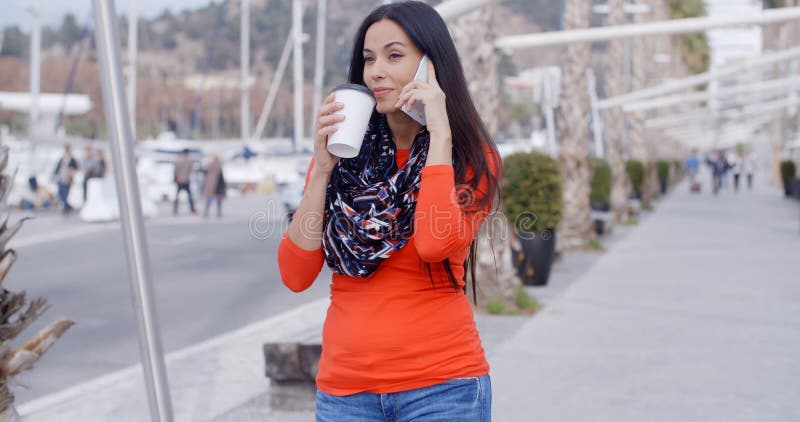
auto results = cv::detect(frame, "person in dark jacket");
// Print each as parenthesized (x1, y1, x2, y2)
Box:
(201, 155, 226, 218)
(706, 151, 729, 195)
(53, 144, 79, 214)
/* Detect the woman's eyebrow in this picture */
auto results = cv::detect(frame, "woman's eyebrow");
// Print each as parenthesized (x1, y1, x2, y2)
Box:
(363, 41, 407, 53)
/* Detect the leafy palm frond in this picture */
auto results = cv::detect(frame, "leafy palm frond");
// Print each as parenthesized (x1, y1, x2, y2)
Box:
(0, 144, 74, 411)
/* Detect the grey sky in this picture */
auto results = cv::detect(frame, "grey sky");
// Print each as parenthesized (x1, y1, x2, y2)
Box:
(2, 0, 217, 31)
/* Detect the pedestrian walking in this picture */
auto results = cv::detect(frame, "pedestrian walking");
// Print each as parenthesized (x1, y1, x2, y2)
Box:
(706, 151, 728, 195)
(277, 3, 500, 420)
(201, 155, 226, 218)
(81, 146, 106, 204)
(729, 151, 742, 192)
(743, 151, 756, 190)
(53, 144, 78, 214)
(95, 148, 107, 178)
(173, 148, 197, 216)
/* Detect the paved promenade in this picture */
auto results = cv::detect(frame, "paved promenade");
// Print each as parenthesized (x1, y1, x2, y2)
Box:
(493, 176, 800, 421)
(18, 174, 799, 421)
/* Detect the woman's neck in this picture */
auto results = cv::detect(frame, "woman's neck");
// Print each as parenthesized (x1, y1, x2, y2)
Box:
(386, 111, 423, 149)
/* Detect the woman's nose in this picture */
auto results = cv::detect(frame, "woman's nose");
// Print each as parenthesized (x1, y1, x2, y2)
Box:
(369, 59, 387, 81)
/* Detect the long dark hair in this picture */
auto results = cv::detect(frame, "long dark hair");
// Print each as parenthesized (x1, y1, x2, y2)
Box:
(348, 1, 501, 296)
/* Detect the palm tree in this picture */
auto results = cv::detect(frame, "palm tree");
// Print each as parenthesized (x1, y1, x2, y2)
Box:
(668, 0, 710, 76)
(763, 0, 800, 186)
(0, 145, 73, 417)
(603, 0, 632, 223)
(449, 1, 521, 306)
(628, 0, 655, 207)
(555, 0, 594, 250)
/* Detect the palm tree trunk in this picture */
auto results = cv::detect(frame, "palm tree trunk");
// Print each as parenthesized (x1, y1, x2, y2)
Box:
(766, 0, 800, 186)
(629, 0, 654, 207)
(450, 1, 520, 306)
(604, 0, 631, 223)
(555, 0, 594, 250)
(449, 2, 500, 135)
(646, 0, 671, 199)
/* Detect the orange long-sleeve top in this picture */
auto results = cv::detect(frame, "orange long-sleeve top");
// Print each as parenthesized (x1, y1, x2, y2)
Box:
(277, 145, 497, 396)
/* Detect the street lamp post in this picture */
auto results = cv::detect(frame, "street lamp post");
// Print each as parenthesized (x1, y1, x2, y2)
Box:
(292, 0, 303, 152)
(241, 0, 250, 142)
(26, 0, 41, 138)
(311, 0, 328, 139)
(92, 0, 174, 420)
(128, 0, 137, 138)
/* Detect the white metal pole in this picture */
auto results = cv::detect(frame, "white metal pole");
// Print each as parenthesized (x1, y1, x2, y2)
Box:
(253, 27, 294, 140)
(292, 0, 303, 152)
(587, 69, 604, 158)
(92, 1, 173, 421)
(623, 76, 800, 112)
(311, 0, 328, 139)
(710, 66, 721, 147)
(252, 0, 309, 141)
(601, 45, 800, 110)
(788, 60, 799, 116)
(27, 0, 41, 137)
(434, 0, 491, 20)
(646, 96, 800, 129)
(241, 0, 250, 142)
(496, 6, 800, 50)
(128, 0, 137, 138)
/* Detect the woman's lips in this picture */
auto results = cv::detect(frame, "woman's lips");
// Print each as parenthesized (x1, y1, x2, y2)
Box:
(373, 88, 393, 98)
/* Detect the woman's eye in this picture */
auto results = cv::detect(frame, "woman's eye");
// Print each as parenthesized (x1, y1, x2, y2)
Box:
(363, 56, 374, 63)
(389, 53, 403, 60)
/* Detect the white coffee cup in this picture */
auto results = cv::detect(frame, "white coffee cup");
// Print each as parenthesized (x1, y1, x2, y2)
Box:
(326, 84, 376, 159)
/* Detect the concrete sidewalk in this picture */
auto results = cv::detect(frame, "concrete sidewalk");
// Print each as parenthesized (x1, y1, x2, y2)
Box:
(492, 178, 800, 421)
(17, 175, 799, 421)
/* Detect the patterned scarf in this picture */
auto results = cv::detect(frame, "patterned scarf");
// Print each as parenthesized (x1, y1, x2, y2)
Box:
(322, 112, 430, 277)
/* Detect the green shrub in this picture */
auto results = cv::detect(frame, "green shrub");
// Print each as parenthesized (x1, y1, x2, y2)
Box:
(657, 160, 670, 183)
(589, 157, 612, 204)
(487, 298, 505, 315)
(588, 238, 604, 251)
(515, 285, 539, 312)
(626, 160, 645, 194)
(780, 160, 797, 184)
(501, 151, 563, 233)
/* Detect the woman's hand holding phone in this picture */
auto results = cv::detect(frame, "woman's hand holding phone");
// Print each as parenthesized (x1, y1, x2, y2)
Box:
(395, 58, 450, 140)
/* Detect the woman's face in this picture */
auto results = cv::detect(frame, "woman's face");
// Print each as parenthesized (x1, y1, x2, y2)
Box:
(362, 19, 424, 115)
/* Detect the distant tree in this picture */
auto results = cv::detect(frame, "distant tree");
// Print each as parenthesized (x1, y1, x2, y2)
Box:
(0, 26, 27, 58)
(506, 0, 563, 30)
(668, 0, 710, 74)
(58, 14, 85, 53)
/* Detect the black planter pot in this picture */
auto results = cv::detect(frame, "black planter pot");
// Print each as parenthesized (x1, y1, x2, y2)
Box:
(514, 231, 557, 286)
(594, 219, 605, 236)
(590, 200, 610, 212)
(784, 181, 793, 197)
(660, 180, 667, 194)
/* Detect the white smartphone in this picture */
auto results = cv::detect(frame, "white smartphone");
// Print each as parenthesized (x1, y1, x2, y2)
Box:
(401, 55, 428, 126)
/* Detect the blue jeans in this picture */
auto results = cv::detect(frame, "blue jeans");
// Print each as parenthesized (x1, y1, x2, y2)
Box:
(57, 183, 72, 214)
(316, 375, 491, 422)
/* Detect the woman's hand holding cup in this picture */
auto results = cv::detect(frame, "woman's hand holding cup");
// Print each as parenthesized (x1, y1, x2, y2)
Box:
(313, 92, 345, 176)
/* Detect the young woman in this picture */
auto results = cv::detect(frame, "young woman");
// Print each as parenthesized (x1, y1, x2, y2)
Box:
(277, 2, 501, 420)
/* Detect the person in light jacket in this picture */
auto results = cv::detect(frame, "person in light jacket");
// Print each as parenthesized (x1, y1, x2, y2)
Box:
(173, 148, 197, 216)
